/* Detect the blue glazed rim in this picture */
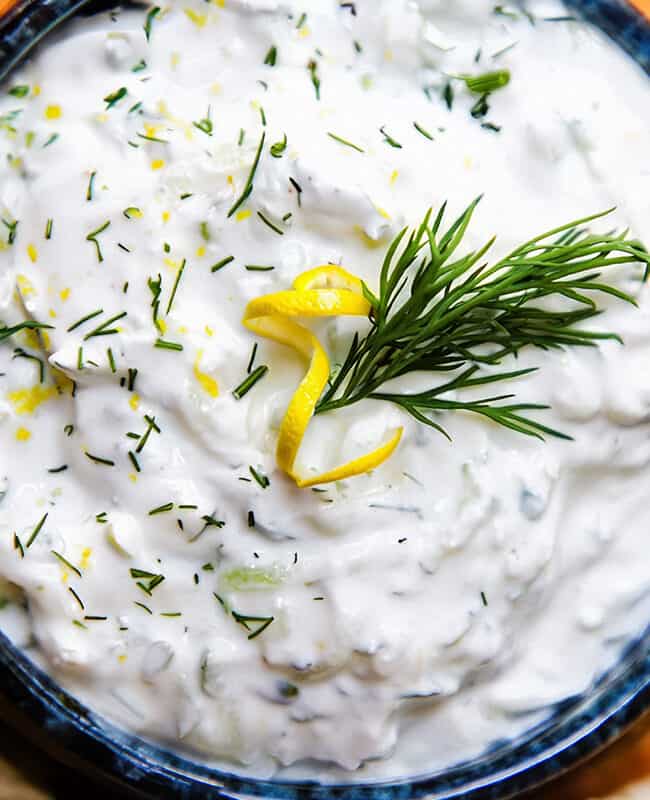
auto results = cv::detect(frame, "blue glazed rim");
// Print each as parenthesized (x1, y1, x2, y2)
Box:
(0, 1, 649, 797)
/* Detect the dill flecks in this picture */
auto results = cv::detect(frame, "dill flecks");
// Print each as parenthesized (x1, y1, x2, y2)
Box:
(104, 87, 127, 109)
(314, 199, 649, 442)
(462, 70, 511, 94)
(155, 338, 183, 351)
(327, 131, 364, 153)
(264, 45, 278, 66)
(193, 108, 213, 136)
(86, 171, 97, 201)
(144, 6, 161, 41)
(83, 311, 127, 340)
(270, 133, 287, 158)
(86, 220, 111, 262)
(232, 610, 274, 640)
(413, 121, 434, 141)
(307, 59, 321, 100)
(233, 365, 268, 399)
(227, 132, 266, 218)
(166, 259, 186, 314)
(26, 512, 48, 548)
(0, 320, 53, 343)
(380, 125, 402, 149)
(257, 211, 284, 236)
(67, 309, 103, 332)
(51, 550, 82, 577)
(211, 255, 234, 273)
(149, 502, 174, 515)
(249, 465, 270, 488)
(84, 451, 115, 467)
(12, 348, 45, 382)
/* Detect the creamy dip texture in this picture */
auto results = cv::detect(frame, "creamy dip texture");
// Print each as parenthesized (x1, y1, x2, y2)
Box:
(0, 0, 649, 781)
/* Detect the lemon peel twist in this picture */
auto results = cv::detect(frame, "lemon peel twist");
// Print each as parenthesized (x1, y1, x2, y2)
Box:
(243, 265, 403, 488)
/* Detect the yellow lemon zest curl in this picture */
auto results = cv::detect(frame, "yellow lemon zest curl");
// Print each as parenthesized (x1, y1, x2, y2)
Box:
(243, 266, 403, 488)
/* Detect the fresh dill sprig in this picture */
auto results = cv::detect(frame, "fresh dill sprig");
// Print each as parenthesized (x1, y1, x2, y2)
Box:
(314, 198, 649, 441)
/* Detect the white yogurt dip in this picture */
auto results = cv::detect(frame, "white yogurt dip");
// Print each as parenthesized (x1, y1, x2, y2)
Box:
(0, 0, 649, 781)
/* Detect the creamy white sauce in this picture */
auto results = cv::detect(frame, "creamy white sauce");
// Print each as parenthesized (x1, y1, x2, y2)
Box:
(0, 0, 649, 781)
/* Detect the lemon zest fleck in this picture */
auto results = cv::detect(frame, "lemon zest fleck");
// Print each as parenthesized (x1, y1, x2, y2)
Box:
(60, 288, 71, 301)
(196, 245, 206, 258)
(235, 209, 251, 221)
(80, 547, 92, 570)
(8, 384, 57, 415)
(151, 159, 165, 171)
(44, 104, 61, 120)
(15, 426, 31, 442)
(17, 274, 35, 296)
(193, 350, 219, 398)
(129, 393, 140, 411)
(184, 7, 207, 27)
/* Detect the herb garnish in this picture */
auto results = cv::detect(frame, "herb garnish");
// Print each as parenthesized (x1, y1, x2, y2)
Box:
(233, 365, 268, 398)
(84, 451, 115, 467)
(12, 348, 45, 382)
(313, 199, 649, 441)
(211, 255, 234, 273)
(104, 87, 127, 109)
(86, 220, 111, 262)
(380, 126, 402, 149)
(228, 132, 265, 218)
(0, 321, 53, 342)
(463, 70, 510, 94)
(249, 466, 270, 488)
(257, 211, 284, 236)
(264, 45, 278, 66)
(270, 133, 287, 158)
(144, 6, 161, 41)
(26, 512, 48, 548)
(327, 131, 364, 153)
(52, 550, 82, 577)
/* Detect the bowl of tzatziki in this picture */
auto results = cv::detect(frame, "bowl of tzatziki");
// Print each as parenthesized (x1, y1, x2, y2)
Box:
(0, 0, 649, 797)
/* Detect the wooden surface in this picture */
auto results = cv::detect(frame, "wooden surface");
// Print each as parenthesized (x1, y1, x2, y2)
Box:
(0, 714, 649, 798)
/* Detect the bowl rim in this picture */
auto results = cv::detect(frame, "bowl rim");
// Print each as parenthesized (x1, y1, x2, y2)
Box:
(0, 1, 649, 798)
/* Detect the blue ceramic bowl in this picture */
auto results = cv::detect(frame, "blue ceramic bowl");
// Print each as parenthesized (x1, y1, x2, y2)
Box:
(0, 2, 649, 797)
